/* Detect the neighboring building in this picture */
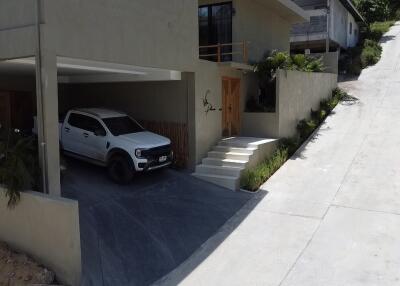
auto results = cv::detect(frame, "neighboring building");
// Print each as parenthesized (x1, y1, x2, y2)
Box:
(290, 0, 365, 53)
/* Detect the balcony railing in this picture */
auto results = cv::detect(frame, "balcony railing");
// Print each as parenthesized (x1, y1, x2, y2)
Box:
(199, 41, 249, 63)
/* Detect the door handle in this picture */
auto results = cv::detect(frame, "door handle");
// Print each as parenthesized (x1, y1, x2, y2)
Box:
(65, 127, 70, 132)
(83, 133, 89, 138)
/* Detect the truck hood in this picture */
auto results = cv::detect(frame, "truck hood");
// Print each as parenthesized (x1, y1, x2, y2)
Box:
(118, 131, 171, 148)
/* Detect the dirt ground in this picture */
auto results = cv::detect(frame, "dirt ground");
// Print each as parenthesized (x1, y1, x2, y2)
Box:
(0, 242, 56, 286)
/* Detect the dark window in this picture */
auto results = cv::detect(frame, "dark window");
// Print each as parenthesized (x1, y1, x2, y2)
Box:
(103, 116, 144, 136)
(199, 2, 233, 62)
(68, 113, 105, 133)
(349, 22, 353, 34)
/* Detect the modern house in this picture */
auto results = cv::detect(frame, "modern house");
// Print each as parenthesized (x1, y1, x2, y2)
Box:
(0, 1, 338, 284)
(290, 0, 366, 53)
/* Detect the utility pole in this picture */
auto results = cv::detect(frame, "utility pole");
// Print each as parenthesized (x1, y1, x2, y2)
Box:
(326, 0, 331, 53)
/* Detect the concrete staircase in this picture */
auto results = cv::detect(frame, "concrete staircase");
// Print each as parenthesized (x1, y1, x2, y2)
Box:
(193, 137, 279, 191)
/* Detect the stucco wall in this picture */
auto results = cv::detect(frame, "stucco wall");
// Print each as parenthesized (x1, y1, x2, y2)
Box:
(194, 61, 244, 163)
(242, 70, 337, 139)
(42, 0, 198, 72)
(233, 0, 291, 60)
(199, 0, 292, 62)
(59, 81, 188, 123)
(0, 0, 37, 30)
(347, 12, 359, 48)
(276, 69, 338, 138)
(0, 189, 81, 286)
(311, 51, 339, 74)
(241, 112, 280, 138)
(330, 0, 348, 48)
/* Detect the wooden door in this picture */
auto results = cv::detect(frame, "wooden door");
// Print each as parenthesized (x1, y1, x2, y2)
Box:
(222, 77, 241, 137)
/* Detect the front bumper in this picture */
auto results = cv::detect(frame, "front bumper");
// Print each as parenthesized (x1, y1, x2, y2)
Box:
(135, 153, 173, 171)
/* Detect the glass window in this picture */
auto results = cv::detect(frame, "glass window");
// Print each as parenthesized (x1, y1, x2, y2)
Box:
(349, 22, 353, 34)
(199, 2, 233, 62)
(68, 113, 105, 133)
(103, 116, 144, 136)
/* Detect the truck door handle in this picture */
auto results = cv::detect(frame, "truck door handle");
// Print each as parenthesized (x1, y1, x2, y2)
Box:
(83, 133, 89, 138)
(65, 127, 70, 133)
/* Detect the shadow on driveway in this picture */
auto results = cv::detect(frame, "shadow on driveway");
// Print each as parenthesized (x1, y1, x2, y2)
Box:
(61, 158, 253, 286)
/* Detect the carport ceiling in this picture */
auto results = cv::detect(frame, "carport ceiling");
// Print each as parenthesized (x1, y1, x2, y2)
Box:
(0, 57, 181, 83)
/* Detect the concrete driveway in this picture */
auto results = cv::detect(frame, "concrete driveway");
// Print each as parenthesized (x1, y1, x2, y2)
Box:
(61, 159, 251, 286)
(156, 23, 400, 285)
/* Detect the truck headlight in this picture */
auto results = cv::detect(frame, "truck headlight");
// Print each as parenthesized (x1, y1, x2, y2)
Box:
(135, 148, 147, 158)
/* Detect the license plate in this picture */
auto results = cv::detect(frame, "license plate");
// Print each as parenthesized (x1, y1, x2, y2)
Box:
(159, 156, 168, 163)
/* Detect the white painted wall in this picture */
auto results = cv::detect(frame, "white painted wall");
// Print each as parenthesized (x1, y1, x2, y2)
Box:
(0, 189, 81, 286)
(330, 0, 348, 48)
(347, 12, 359, 48)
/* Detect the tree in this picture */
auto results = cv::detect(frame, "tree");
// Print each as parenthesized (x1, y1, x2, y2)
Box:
(354, 0, 390, 23)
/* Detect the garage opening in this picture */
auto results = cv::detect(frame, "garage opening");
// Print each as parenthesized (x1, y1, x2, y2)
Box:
(0, 56, 192, 170)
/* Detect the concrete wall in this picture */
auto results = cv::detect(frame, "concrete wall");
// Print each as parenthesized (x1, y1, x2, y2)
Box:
(330, 0, 348, 48)
(347, 12, 359, 48)
(59, 80, 188, 123)
(242, 112, 280, 138)
(194, 61, 244, 163)
(241, 69, 337, 139)
(0, 0, 37, 30)
(276, 69, 337, 138)
(311, 51, 340, 74)
(199, 0, 292, 62)
(0, 189, 81, 286)
(42, 0, 198, 72)
(233, 0, 292, 60)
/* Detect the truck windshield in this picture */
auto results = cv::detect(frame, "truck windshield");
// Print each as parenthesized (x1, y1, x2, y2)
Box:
(103, 116, 145, 136)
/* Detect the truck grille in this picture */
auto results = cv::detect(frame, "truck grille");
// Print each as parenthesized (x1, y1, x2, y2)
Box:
(142, 144, 172, 159)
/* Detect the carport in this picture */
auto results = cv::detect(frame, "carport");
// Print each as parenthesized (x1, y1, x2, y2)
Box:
(0, 51, 251, 286)
(0, 55, 195, 192)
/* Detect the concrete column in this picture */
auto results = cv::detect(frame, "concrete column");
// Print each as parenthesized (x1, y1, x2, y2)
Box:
(36, 51, 61, 196)
(183, 72, 197, 170)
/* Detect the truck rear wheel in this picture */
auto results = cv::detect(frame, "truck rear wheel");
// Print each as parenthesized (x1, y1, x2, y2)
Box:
(107, 155, 134, 185)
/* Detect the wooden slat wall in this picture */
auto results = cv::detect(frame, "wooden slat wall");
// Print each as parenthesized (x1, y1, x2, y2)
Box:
(140, 120, 189, 168)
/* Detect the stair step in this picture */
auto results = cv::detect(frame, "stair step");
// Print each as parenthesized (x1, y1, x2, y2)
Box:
(208, 151, 251, 161)
(195, 164, 244, 177)
(202, 157, 248, 168)
(219, 137, 278, 148)
(193, 173, 239, 191)
(213, 146, 257, 155)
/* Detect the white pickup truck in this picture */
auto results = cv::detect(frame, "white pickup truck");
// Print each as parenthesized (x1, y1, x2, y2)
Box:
(35, 108, 173, 184)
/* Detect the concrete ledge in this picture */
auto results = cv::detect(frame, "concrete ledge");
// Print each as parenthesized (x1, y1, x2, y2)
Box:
(0, 188, 81, 286)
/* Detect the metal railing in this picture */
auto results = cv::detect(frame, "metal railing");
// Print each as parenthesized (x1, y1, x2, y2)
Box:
(199, 41, 249, 63)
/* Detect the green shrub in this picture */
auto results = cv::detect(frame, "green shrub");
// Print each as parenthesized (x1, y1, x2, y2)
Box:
(361, 45, 382, 67)
(254, 51, 325, 80)
(0, 130, 39, 207)
(355, 0, 390, 23)
(368, 21, 396, 41)
(240, 88, 350, 192)
(240, 145, 290, 192)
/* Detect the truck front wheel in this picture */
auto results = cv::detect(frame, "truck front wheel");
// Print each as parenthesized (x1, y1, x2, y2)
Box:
(107, 155, 134, 184)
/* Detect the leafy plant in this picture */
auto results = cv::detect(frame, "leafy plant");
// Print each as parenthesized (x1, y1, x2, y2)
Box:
(240, 144, 290, 192)
(241, 88, 350, 192)
(354, 0, 390, 23)
(249, 51, 325, 112)
(0, 129, 39, 207)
